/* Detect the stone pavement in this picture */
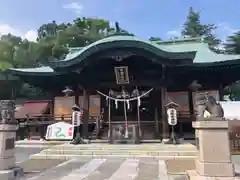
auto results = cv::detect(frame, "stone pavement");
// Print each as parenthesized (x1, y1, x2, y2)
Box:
(19, 158, 187, 180)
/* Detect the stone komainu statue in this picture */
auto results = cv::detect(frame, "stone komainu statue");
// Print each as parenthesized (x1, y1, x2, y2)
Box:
(195, 92, 224, 120)
(0, 100, 15, 124)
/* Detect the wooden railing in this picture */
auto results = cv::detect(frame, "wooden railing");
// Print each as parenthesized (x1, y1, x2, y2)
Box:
(17, 113, 98, 125)
(229, 122, 240, 154)
(229, 133, 240, 154)
(15, 112, 240, 154)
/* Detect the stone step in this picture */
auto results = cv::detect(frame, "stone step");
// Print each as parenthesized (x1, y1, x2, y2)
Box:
(50, 143, 196, 151)
(41, 149, 197, 156)
(30, 153, 196, 160)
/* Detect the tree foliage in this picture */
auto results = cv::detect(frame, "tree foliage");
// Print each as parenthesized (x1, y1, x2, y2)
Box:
(0, 18, 127, 70)
(0, 11, 239, 100)
(181, 7, 221, 49)
(0, 17, 131, 99)
(224, 31, 240, 54)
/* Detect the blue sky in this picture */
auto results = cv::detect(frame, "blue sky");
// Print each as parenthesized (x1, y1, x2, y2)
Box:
(0, 0, 239, 42)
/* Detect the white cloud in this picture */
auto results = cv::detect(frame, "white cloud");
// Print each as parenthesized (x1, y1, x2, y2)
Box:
(215, 23, 239, 42)
(167, 30, 181, 38)
(23, 30, 37, 42)
(166, 23, 240, 50)
(63, 2, 83, 15)
(166, 23, 239, 42)
(0, 24, 37, 42)
(0, 24, 20, 36)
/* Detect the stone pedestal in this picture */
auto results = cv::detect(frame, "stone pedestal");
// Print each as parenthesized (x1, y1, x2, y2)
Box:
(0, 124, 23, 180)
(187, 120, 240, 180)
(0, 100, 23, 180)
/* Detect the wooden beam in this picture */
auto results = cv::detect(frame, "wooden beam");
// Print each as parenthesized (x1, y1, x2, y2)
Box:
(82, 80, 164, 89)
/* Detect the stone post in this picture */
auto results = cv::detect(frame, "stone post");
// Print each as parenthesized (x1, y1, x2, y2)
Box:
(186, 120, 239, 180)
(0, 100, 23, 180)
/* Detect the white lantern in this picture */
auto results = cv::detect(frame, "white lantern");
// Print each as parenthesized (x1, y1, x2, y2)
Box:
(167, 108, 177, 126)
(72, 111, 81, 127)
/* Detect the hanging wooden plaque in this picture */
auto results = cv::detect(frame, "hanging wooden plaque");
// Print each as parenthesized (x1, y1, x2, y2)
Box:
(114, 66, 129, 84)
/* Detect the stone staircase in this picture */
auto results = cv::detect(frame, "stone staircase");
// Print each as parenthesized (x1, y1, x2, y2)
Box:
(30, 143, 197, 160)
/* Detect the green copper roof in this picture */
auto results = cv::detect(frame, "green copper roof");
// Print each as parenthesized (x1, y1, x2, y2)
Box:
(11, 67, 54, 73)
(6, 66, 56, 76)
(55, 35, 196, 66)
(157, 40, 240, 63)
(6, 35, 240, 75)
(59, 35, 240, 64)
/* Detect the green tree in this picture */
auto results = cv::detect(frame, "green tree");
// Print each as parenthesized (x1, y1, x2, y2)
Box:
(0, 18, 131, 69)
(14, 40, 44, 67)
(181, 7, 220, 49)
(37, 21, 58, 40)
(0, 17, 132, 99)
(0, 41, 15, 69)
(224, 31, 240, 54)
(0, 34, 22, 69)
(34, 18, 120, 62)
(222, 32, 240, 100)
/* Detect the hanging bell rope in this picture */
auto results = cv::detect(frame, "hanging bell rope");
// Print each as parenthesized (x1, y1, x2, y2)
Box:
(97, 88, 153, 139)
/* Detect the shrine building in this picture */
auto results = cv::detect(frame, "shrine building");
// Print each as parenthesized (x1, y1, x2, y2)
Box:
(5, 34, 240, 142)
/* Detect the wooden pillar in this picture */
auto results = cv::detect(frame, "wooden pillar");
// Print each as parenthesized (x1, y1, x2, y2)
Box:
(74, 88, 80, 106)
(219, 84, 224, 101)
(186, 89, 195, 139)
(81, 89, 89, 138)
(49, 91, 55, 121)
(188, 90, 194, 116)
(153, 89, 160, 138)
(161, 87, 169, 140)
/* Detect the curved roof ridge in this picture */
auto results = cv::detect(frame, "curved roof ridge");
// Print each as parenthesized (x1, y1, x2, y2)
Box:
(7, 66, 54, 73)
(68, 47, 83, 51)
(5, 66, 56, 76)
(58, 36, 203, 62)
(58, 35, 194, 63)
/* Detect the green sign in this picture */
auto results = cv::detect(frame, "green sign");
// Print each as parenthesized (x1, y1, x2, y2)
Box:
(55, 127, 66, 138)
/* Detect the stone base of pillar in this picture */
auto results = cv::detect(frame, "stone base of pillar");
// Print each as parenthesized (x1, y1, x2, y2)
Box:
(0, 167, 23, 180)
(186, 169, 240, 180)
(186, 120, 238, 179)
(0, 124, 23, 180)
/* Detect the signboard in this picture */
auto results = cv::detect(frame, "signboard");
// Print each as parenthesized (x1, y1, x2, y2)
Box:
(114, 66, 129, 84)
(54, 95, 100, 119)
(167, 91, 189, 112)
(89, 95, 100, 117)
(54, 96, 75, 120)
(45, 122, 74, 140)
(167, 108, 177, 125)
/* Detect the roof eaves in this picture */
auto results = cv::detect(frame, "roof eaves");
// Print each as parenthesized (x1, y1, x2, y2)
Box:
(193, 44, 240, 63)
(5, 66, 60, 76)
